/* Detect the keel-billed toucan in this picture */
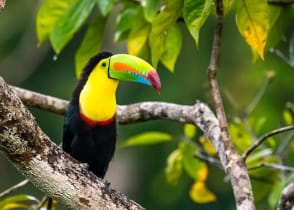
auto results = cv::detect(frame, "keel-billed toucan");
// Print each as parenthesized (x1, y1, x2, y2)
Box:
(62, 52, 161, 178)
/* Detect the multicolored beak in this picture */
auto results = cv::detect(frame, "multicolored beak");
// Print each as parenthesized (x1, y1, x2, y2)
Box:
(108, 54, 161, 93)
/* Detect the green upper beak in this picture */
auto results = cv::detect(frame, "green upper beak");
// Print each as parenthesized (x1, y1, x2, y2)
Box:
(108, 54, 161, 93)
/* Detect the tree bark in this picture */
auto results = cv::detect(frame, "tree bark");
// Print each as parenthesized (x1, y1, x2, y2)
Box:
(0, 77, 144, 210)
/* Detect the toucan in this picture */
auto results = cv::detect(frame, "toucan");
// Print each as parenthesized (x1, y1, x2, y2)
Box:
(62, 52, 161, 178)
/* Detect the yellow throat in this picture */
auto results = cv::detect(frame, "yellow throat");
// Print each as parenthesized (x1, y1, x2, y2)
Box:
(79, 66, 119, 122)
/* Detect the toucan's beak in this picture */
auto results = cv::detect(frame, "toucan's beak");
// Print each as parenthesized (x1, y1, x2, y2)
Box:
(108, 54, 161, 93)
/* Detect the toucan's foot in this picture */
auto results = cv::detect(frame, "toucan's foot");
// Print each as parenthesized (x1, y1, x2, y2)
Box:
(101, 180, 113, 196)
(104, 180, 111, 188)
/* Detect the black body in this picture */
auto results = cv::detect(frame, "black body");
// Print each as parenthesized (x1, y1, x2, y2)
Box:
(62, 52, 116, 178)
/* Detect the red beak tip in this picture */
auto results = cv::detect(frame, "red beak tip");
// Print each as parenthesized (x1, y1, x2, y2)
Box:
(147, 71, 161, 93)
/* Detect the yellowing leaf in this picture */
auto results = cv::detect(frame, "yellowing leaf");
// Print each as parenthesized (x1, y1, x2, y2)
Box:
(128, 21, 151, 56)
(165, 149, 183, 185)
(189, 181, 216, 203)
(2, 203, 28, 210)
(184, 124, 197, 139)
(196, 163, 208, 181)
(199, 136, 216, 155)
(283, 110, 293, 125)
(236, 0, 281, 60)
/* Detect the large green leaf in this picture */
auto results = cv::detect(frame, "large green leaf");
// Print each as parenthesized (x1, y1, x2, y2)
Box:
(96, 0, 114, 16)
(183, 0, 213, 47)
(75, 15, 106, 78)
(114, 6, 141, 42)
(50, 0, 96, 53)
(160, 24, 182, 72)
(179, 142, 202, 180)
(235, 0, 281, 60)
(121, 131, 172, 147)
(143, 0, 161, 22)
(36, 0, 77, 45)
(149, 0, 183, 68)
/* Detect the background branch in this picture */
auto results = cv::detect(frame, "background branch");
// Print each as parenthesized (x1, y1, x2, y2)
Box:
(278, 183, 294, 210)
(206, 0, 255, 209)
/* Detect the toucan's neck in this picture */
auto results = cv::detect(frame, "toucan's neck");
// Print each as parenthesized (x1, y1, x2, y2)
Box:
(79, 69, 119, 124)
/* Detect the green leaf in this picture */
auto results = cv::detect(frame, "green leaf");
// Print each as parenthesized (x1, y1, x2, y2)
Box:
(114, 6, 141, 42)
(149, 0, 183, 67)
(75, 15, 106, 78)
(121, 131, 172, 147)
(127, 19, 151, 56)
(96, 0, 114, 16)
(143, 0, 161, 22)
(165, 149, 183, 185)
(229, 119, 253, 152)
(50, 0, 96, 53)
(0, 194, 39, 209)
(179, 142, 202, 179)
(160, 24, 182, 72)
(36, 0, 77, 45)
(184, 123, 197, 139)
(235, 0, 281, 60)
(183, 0, 213, 47)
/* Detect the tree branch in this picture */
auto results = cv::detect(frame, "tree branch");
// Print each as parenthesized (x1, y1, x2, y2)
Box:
(278, 183, 294, 210)
(0, 77, 144, 210)
(1, 77, 229, 209)
(4, 74, 255, 209)
(206, 0, 255, 209)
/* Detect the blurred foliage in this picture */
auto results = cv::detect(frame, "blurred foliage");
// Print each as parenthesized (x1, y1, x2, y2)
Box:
(1, 0, 294, 210)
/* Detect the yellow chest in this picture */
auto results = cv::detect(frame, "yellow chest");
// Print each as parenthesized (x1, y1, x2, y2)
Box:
(79, 69, 118, 122)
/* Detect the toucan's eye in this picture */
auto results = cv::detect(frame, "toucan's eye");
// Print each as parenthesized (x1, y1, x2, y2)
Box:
(101, 62, 107, 67)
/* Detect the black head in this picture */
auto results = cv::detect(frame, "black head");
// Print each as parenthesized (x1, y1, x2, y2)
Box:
(73, 52, 113, 100)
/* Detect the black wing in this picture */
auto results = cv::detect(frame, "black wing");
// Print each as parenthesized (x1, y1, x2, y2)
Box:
(62, 101, 79, 152)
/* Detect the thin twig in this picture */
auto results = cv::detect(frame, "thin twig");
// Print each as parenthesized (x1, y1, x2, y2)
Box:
(0, 179, 29, 199)
(248, 163, 294, 172)
(245, 71, 275, 116)
(243, 125, 294, 160)
(35, 196, 49, 210)
(194, 152, 222, 168)
(207, 0, 256, 209)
